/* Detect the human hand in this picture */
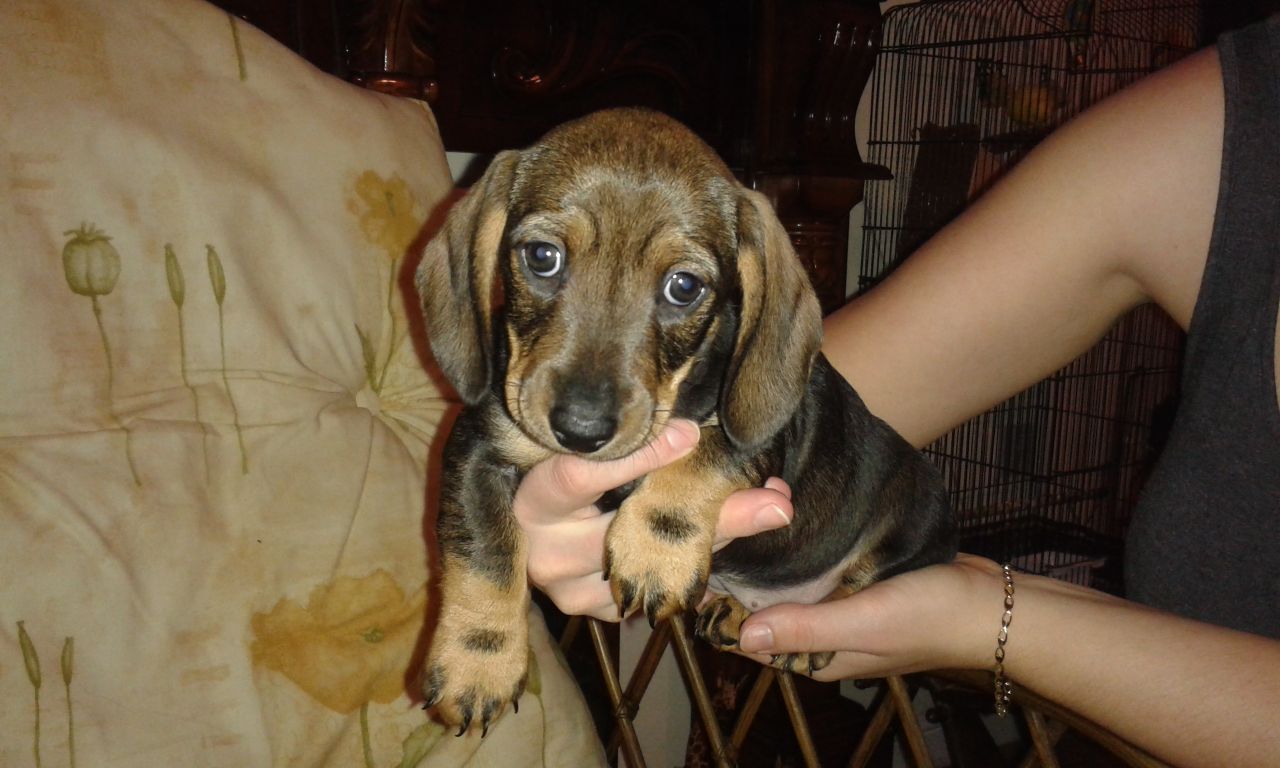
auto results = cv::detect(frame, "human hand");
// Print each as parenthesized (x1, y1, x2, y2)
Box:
(517, 418, 795, 621)
(734, 555, 1006, 680)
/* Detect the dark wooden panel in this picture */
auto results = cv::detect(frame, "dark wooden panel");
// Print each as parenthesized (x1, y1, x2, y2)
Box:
(211, 0, 890, 311)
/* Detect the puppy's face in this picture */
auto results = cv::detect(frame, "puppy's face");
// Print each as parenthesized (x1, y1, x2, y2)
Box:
(419, 109, 822, 460)
(499, 124, 740, 458)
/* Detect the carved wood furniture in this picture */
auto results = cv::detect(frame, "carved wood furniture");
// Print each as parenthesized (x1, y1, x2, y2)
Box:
(213, 0, 888, 315)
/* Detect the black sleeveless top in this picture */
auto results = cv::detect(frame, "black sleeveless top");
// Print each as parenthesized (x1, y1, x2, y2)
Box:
(1124, 17, 1280, 639)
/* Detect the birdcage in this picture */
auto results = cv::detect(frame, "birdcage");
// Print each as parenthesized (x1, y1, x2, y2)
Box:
(860, 0, 1200, 593)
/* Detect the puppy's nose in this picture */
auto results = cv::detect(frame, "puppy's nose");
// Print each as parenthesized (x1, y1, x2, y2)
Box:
(549, 381, 618, 454)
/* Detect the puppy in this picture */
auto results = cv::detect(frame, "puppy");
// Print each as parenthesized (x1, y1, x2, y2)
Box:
(415, 108, 956, 736)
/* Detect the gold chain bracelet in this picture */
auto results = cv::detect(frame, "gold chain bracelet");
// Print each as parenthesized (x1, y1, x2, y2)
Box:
(993, 563, 1015, 717)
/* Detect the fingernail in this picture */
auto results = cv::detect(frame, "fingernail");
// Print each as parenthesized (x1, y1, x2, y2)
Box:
(740, 624, 774, 653)
(664, 420, 699, 453)
(763, 477, 792, 499)
(754, 504, 791, 531)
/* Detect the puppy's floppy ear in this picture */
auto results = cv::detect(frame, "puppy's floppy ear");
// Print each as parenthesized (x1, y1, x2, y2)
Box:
(416, 151, 520, 404)
(721, 188, 823, 449)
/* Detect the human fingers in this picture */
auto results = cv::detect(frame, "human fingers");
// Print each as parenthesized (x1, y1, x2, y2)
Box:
(522, 502, 614, 617)
(538, 572, 624, 622)
(712, 477, 794, 551)
(516, 419, 701, 526)
(525, 515, 620, 619)
(734, 556, 1002, 680)
(525, 511, 614, 588)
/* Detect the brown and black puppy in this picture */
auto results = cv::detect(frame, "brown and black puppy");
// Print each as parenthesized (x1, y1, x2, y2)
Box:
(416, 108, 956, 735)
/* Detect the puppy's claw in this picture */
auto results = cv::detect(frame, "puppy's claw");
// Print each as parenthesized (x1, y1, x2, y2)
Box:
(602, 550, 612, 581)
(764, 651, 829, 676)
(694, 597, 740, 648)
(457, 709, 473, 737)
(480, 699, 500, 738)
(618, 580, 638, 618)
(643, 589, 669, 628)
(512, 699, 519, 715)
(422, 665, 444, 710)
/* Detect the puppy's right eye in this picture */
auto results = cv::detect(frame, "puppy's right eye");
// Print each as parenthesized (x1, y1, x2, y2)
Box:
(521, 241, 564, 279)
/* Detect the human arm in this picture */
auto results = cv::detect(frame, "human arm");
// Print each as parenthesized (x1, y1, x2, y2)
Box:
(735, 556, 1280, 768)
(516, 418, 794, 621)
(826, 46, 1223, 446)
(736, 43, 1280, 768)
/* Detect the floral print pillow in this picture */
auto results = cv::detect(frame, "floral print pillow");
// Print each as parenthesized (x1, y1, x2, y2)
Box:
(0, 0, 603, 765)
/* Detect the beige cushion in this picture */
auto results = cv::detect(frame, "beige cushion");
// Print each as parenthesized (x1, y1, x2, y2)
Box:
(0, 0, 603, 765)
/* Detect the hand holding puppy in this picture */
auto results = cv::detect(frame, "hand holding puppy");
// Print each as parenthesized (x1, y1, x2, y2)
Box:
(516, 419, 795, 622)
(733, 555, 1007, 679)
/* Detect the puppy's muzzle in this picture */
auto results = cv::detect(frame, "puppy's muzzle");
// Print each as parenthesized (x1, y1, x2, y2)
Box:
(548, 378, 619, 453)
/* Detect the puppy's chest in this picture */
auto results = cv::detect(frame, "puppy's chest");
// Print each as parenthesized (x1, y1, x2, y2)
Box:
(706, 562, 846, 611)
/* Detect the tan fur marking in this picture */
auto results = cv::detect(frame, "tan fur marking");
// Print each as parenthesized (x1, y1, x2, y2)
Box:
(655, 338, 704, 414)
(839, 555, 884, 594)
(734, 252, 765, 360)
(503, 323, 531, 428)
(470, 209, 507, 315)
(488, 410, 555, 469)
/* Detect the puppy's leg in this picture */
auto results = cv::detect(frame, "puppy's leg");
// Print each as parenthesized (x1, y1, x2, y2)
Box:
(604, 433, 749, 625)
(425, 553, 530, 735)
(423, 428, 529, 736)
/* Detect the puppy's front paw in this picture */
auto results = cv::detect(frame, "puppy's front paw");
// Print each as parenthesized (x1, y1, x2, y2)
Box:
(694, 594, 751, 650)
(423, 563, 530, 737)
(423, 619, 528, 737)
(604, 507, 712, 625)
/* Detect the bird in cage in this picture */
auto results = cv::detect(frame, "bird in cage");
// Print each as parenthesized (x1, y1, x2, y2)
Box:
(978, 64, 1064, 130)
(1005, 79, 1064, 128)
(1064, 0, 1097, 68)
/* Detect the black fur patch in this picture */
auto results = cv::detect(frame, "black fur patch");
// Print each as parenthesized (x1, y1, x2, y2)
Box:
(598, 480, 638, 512)
(648, 509, 696, 542)
(462, 628, 507, 654)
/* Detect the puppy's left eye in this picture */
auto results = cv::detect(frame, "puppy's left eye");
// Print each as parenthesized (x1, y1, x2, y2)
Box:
(661, 271, 706, 307)
(522, 241, 564, 279)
